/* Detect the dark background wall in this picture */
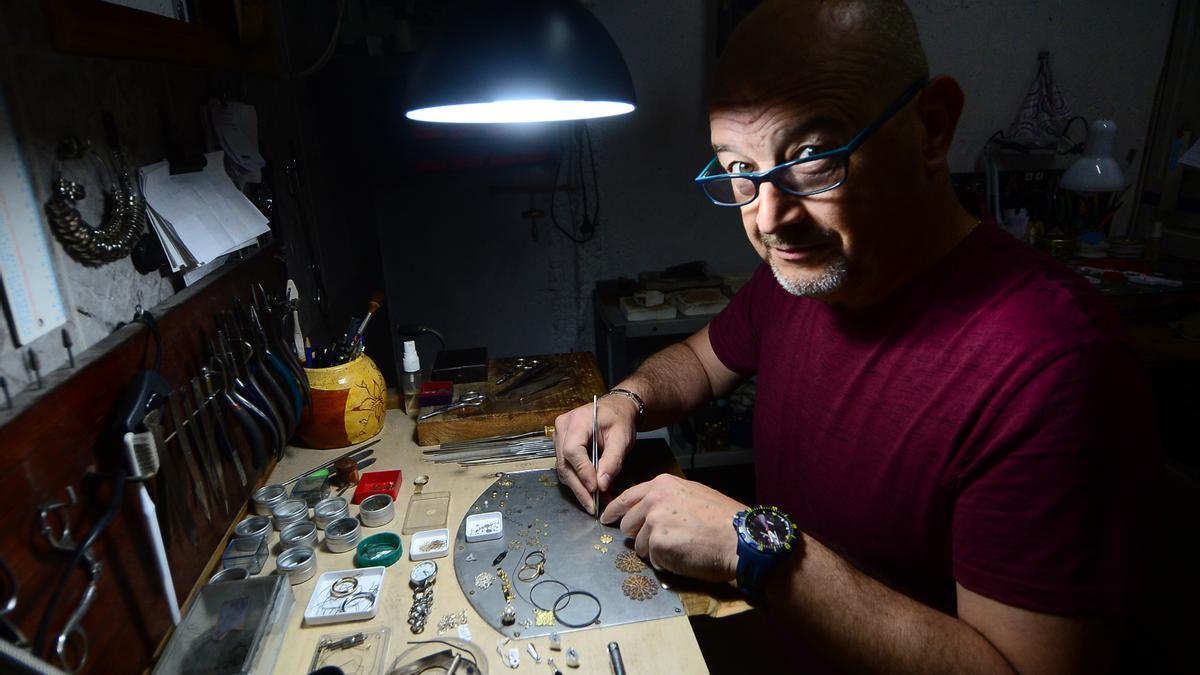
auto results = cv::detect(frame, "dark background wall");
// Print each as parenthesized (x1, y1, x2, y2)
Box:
(0, 0, 1177, 398)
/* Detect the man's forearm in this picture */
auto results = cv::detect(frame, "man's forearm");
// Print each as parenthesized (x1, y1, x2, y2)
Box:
(772, 535, 1015, 675)
(615, 341, 715, 430)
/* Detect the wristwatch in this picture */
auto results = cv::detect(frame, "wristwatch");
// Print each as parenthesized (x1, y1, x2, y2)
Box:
(732, 505, 797, 596)
(408, 560, 438, 633)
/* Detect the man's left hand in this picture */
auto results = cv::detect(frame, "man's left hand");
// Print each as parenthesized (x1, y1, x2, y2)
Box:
(600, 474, 746, 582)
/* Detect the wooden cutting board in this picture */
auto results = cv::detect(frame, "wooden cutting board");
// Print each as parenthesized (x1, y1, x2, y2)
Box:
(415, 351, 605, 446)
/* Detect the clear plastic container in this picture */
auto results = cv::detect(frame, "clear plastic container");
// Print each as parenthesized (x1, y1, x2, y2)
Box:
(221, 535, 270, 574)
(291, 474, 331, 507)
(153, 575, 294, 675)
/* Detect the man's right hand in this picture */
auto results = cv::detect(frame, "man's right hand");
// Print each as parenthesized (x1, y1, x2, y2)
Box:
(553, 394, 639, 514)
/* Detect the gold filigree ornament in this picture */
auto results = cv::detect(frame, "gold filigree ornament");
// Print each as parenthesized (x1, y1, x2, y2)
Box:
(622, 574, 658, 601)
(614, 551, 647, 573)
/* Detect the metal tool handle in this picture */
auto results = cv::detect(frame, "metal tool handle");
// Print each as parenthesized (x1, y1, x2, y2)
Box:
(55, 562, 100, 674)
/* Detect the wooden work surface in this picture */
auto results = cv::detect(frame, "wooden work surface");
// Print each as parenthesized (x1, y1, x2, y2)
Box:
(266, 409, 713, 674)
(415, 352, 606, 446)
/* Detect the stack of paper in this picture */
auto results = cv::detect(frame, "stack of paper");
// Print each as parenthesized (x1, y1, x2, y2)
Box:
(139, 151, 270, 273)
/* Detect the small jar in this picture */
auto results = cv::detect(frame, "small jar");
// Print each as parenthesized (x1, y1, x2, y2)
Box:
(276, 546, 317, 585)
(280, 520, 319, 550)
(234, 515, 272, 543)
(272, 498, 309, 531)
(314, 497, 350, 530)
(358, 494, 395, 528)
(252, 484, 287, 516)
(208, 567, 249, 584)
(325, 516, 362, 553)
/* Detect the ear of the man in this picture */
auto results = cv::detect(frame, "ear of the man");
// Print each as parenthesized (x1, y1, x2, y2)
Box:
(915, 75, 965, 173)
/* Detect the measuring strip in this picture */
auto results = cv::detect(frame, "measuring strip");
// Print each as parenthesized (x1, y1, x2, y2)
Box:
(0, 86, 66, 345)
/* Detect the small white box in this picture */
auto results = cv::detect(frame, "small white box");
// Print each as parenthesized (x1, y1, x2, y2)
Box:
(464, 511, 504, 542)
(303, 566, 386, 626)
(409, 528, 450, 561)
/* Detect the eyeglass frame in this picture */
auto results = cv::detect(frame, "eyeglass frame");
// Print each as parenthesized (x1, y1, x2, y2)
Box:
(694, 79, 929, 207)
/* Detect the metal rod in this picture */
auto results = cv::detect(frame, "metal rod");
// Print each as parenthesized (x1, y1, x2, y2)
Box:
(607, 641, 626, 675)
(276, 438, 381, 487)
(592, 395, 599, 519)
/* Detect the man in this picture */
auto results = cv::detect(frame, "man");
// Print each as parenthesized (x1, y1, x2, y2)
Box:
(553, 1, 1156, 672)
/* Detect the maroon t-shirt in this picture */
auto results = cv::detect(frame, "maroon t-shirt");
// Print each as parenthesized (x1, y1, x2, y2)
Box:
(708, 223, 1156, 617)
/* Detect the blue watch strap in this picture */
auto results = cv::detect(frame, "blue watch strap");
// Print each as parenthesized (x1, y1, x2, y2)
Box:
(735, 538, 779, 595)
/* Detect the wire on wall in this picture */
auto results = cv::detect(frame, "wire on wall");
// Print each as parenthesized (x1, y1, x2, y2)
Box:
(550, 122, 601, 244)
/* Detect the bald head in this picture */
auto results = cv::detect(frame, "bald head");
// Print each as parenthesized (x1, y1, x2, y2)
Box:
(711, 0, 928, 110)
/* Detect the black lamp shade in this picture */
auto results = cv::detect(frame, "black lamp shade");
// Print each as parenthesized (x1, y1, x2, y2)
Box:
(405, 0, 637, 123)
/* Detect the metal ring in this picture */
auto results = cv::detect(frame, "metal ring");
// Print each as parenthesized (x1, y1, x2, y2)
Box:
(341, 591, 376, 613)
(524, 550, 546, 566)
(329, 576, 358, 598)
(552, 590, 601, 628)
(530, 579, 569, 611)
(516, 564, 544, 583)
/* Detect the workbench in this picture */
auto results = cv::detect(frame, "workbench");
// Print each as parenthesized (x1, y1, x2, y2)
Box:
(263, 409, 713, 674)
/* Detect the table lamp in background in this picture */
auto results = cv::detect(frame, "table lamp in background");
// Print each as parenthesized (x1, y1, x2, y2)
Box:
(404, 0, 637, 124)
(1059, 119, 1127, 257)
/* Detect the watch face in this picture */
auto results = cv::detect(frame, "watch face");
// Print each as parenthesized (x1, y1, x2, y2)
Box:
(744, 508, 793, 552)
(411, 560, 438, 584)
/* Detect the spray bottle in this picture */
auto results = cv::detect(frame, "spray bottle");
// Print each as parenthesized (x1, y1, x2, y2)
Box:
(402, 340, 423, 413)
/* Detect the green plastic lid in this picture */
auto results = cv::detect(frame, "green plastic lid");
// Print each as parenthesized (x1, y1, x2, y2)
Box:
(355, 532, 402, 568)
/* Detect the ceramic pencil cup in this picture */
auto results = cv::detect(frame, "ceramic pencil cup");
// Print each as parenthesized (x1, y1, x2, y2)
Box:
(298, 354, 386, 448)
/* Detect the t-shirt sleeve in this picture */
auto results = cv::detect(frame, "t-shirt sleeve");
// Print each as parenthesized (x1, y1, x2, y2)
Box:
(951, 339, 1157, 617)
(706, 264, 769, 375)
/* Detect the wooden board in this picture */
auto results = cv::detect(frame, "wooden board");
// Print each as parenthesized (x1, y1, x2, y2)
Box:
(265, 411, 713, 675)
(415, 351, 605, 446)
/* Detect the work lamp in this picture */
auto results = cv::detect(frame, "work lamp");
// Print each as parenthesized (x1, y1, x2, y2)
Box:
(404, 0, 637, 124)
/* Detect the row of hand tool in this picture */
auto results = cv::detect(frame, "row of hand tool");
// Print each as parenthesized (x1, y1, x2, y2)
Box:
(142, 283, 311, 550)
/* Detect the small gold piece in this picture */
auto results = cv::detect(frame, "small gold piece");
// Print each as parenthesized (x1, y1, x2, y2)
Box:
(593, 544, 602, 551)
(497, 568, 515, 602)
(599, 534, 614, 544)
(508, 539, 523, 551)
(474, 572, 495, 589)
(622, 574, 658, 601)
(526, 537, 541, 547)
(498, 479, 514, 488)
(535, 609, 555, 626)
(615, 551, 647, 573)
(600, 546, 608, 553)
(420, 539, 447, 552)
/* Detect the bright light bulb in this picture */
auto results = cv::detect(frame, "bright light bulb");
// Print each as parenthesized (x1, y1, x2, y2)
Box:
(406, 99, 635, 124)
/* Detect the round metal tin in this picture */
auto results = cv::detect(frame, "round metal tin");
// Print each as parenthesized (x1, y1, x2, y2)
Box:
(272, 498, 309, 531)
(280, 520, 319, 550)
(208, 567, 249, 584)
(325, 516, 362, 553)
(234, 515, 272, 544)
(358, 494, 395, 528)
(252, 484, 287, 516)
(313, 496, 350, 530)
(276, 546, 317, 585)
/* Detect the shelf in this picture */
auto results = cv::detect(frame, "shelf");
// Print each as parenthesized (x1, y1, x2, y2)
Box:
(597, 301, 713, 338)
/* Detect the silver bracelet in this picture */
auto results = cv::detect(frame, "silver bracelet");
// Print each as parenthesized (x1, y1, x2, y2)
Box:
(604, 388, 645, 416)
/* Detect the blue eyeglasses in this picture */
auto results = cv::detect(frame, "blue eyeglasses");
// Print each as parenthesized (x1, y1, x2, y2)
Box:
(694, 80, 927, 207)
